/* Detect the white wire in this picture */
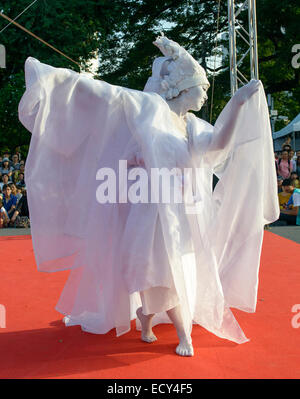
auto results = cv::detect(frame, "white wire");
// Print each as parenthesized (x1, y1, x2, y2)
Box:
(0, 0, 38, 34)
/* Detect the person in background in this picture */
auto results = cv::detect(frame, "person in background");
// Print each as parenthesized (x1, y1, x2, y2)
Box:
(278, 179, 292, 209)
(0, 198, 9, 228)
(12, 168, 19, 184)
(0, 158, 14, 178)
(276, 150, 293, 179)
(9, 187, 30, 228)
(15, 184, 23, 202)
(2, 184, 18, 219)
(277, 175, 283, 193)
(9, 183, 21, 203)
(290, 172, 300, 189)
(2, 152, 11, 162)
(0, 174, 11, 191)
(17, 164, 26, 181)
(11, 154, 20, 170)
(289, 150, 297, 172)
(14, 147, 22, 162)
(15, 172, 25, 187)
(282, 144, 292, 152)
(272, 179, 300, 226)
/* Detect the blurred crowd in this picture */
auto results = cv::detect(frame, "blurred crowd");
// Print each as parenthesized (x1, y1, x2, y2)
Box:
(0, 149, 29, 229)
(273, 136, 300, 226)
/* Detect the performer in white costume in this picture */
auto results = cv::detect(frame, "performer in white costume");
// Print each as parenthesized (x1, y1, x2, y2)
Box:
(18, 35, 279, 356)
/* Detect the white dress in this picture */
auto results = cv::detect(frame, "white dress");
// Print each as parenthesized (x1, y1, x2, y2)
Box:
(18, 57, 279, 343)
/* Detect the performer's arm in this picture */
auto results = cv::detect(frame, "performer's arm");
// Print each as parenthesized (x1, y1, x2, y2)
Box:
(210, 80, 261, 151)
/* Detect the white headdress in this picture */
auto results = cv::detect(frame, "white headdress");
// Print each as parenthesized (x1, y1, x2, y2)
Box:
(144, 33, 210, 100)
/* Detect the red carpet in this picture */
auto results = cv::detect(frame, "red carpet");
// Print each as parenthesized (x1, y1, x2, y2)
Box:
(0, 231, 299, 379)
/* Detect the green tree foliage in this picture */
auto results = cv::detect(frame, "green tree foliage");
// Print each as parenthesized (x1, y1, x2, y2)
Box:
(0, 0, 299, 154)
(231, 0, 300, 130)
(0, 0, 123, 152)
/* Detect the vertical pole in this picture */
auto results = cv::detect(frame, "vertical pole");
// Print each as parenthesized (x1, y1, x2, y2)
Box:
(248, 0, 259, 80)
(228, 0, 238, 96)
(252, 0, 259, 79)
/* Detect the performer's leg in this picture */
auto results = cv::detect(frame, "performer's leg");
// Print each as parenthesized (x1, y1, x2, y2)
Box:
(166, 305, 194, 357)
(138, 288, 194, 356)
(136, 291, 157, 343)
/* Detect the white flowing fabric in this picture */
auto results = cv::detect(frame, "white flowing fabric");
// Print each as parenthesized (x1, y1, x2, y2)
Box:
(19, 57, 279, 343)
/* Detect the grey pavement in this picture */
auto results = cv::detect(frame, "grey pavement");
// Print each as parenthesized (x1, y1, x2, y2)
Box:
(266, 225, 300, 244)
(0, 227, 31, 236)
(0, 226, 300, 244)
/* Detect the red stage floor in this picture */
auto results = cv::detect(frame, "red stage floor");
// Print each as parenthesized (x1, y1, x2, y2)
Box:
(0, 231, 299, 379)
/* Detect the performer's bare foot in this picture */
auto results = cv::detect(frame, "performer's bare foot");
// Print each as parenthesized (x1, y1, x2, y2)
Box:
(136, 307, 157, 343)
(166, 306, 194, 357)
(175, 337, 194, 357)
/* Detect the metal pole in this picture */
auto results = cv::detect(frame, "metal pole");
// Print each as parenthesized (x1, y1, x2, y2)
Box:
(228, 0, 259, 96)
(248, 0, 259, 79)
(228, 0, 238, 96)
(252, 0, 259, 79)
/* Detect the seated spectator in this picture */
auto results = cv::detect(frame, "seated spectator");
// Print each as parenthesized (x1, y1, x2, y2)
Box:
(0, 198, 9, 228)
(12, 169, 19, 184)
(9, 188, 30, 228)
(11, 154, 20, 170)
(9, 183, 21, 203)
(15, 185, 23, 202)
(13, 161, 26, 182)
(0, 158, 14, 178)
(2, 184, 18, 219)
(15, 172, 25, 187)
(272, 179, 300, 225)
(0, 174, 11, 191)
(277, 175, 283, 193)
(278, 182, 292, 209)
(276, 150, 293, 179)
(2, 152, 11, 162)
(291, 172, 300, 189)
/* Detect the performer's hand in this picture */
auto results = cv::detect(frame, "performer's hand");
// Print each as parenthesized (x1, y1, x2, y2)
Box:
(233, 79, 261, 106)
